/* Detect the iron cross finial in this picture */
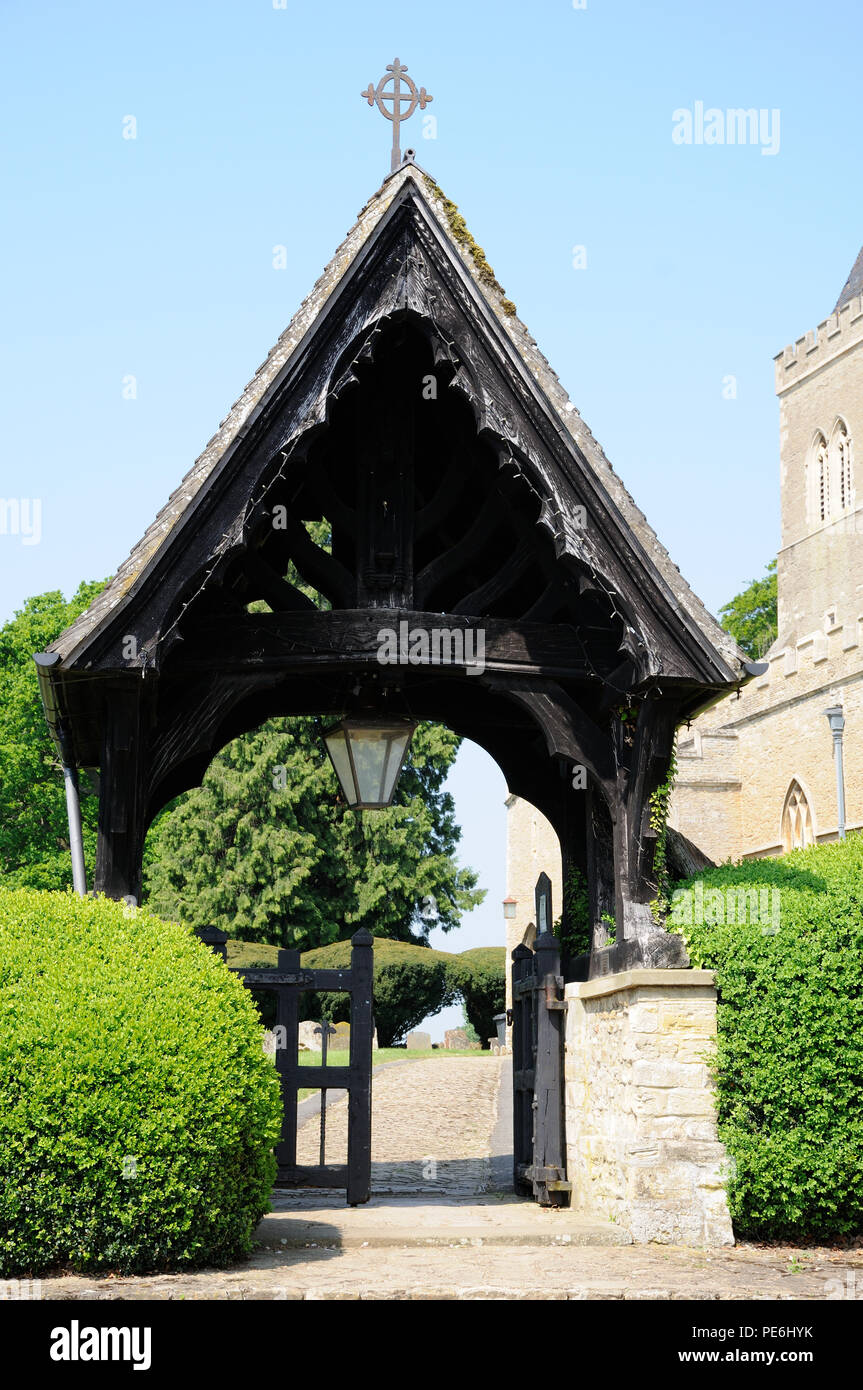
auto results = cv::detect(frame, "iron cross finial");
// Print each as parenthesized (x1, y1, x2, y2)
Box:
(361, 58, 433, 173)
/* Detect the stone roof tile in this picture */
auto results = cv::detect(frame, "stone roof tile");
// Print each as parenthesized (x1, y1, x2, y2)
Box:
(834, 244, 863, 312)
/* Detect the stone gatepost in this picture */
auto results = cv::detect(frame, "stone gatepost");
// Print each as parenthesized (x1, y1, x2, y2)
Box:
(564, 969, 734, 1246)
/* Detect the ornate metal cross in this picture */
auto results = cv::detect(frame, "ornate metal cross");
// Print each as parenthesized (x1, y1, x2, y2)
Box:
(362, 58, 433, 173)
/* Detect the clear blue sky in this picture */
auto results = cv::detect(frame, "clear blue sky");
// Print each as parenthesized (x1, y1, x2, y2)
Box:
(2, 0, 861, 1034)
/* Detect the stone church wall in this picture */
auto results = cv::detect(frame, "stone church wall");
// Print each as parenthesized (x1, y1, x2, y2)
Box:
(503, 795, 562, 1016)
(672, 618, 863, 858)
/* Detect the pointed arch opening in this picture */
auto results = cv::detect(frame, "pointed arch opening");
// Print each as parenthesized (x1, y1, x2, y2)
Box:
(831, 417, 853, 516)
(808, 422, 854, 525)
(781, 778, 815, 852)
(808, 431, 830, 525)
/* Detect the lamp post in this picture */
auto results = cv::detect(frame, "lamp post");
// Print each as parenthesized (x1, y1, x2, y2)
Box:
(823, 705, 846, 841)
(323, 716, 416, 810)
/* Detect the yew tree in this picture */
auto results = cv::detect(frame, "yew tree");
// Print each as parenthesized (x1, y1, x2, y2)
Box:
(144, 716, 483, 952)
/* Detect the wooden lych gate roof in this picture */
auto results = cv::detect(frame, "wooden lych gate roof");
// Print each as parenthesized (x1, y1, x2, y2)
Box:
(40, 159, 749, 950)
(50, 161, 742, 686)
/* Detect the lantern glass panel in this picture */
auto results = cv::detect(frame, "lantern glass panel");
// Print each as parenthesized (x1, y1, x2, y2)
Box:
(323, 725, 356, 803)
(350, 727, 393, 805)
(323, 719, 415, 808)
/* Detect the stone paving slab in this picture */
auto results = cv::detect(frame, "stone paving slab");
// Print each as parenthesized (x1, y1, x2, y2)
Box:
(37, 1241, 863, 1300)
(258, 1194, 631, 1247)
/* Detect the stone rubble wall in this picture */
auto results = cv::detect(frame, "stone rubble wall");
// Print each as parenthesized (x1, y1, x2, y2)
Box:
(564, 969, 734, 1246)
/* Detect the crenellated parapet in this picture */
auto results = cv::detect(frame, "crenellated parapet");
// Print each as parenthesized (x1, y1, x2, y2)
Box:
(775, 292, 863, 395)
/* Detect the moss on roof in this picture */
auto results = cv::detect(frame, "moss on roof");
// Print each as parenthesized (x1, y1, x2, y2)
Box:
(422, 175, 517, 316)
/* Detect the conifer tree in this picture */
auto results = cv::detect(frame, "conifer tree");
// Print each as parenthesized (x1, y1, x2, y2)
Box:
(144, 717, 483, 951)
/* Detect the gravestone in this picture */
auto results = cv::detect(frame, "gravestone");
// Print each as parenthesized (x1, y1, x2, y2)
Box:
(298, 1020, 322, 1051)
(333, 1022, 351, 1049)
(405, 1030, 431, 1050)
(444, 1027, 469, 1050)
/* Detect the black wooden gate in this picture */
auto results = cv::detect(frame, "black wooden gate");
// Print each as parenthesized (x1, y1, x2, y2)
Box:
(199, 925, 374, 1206)
(510, 877, 570, 1206)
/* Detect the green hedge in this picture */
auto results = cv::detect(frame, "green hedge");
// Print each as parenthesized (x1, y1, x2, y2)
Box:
(671, 837, 863, 1241)
(0, 889, 281, 1276)
(458, 947, 506, 1043)
(299, 937, 470, 1046)
(228, 936, 507, 1047)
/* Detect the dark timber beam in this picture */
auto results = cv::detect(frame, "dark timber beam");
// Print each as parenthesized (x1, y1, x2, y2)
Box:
(94, 685, 148, 903)
(174, 610, 597, 681)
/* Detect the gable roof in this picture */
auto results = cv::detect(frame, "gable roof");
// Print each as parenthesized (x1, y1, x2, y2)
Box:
(50, 160, 744, 682)
(834, 243, 863, 312)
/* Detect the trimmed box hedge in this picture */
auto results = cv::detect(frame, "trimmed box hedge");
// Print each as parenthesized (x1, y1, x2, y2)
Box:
(0, 889, 281, 1275)
(672, 836, 863, 1241)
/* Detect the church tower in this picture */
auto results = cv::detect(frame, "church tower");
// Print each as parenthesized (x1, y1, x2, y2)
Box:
(669, 245, 863, 861)
(775, 247, 863, 643)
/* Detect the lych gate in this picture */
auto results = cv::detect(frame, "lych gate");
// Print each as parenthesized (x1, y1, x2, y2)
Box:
(37, 160, 749, 1204)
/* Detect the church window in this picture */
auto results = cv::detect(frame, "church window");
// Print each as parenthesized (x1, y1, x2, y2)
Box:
(835, 421, 853, 512)
(814, 433, 829, 522)
(810, 427, 854, 524)
(781, 780, 815, 852)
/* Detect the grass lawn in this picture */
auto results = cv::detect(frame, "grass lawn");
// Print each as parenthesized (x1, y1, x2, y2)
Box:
(296, 1046, 493, 1099)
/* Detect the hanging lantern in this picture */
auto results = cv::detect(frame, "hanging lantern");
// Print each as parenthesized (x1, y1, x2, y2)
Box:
(323, 717, 416, 809)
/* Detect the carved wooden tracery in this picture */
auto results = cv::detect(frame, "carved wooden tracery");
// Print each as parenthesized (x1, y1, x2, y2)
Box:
(43, 174, 743, 975)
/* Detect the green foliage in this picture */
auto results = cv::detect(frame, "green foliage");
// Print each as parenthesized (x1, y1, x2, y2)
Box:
(458, 946, 506, 1044)
(2, 577, 482, 960)
(299, 937, 471, 1047)
(672, 837, 863, 1241)
(557, 866, 592, 959)
(145, 716, 483, 953)
(649, 750, 677, 922)
(277, 938, 505, 1048)
(225, 940, 282, 970)
(461, 1014, 481, 1045)
(0, 888, 281, 1276)
(719, 559, 777, 659)
(0, 582, 106, 889)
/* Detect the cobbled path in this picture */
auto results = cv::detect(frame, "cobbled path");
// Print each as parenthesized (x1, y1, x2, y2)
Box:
(295, 1056, 502, 1194)
(33, 1055, 863, 1300)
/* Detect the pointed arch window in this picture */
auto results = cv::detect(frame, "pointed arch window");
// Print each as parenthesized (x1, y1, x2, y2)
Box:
(834, 420, 853, 513)
(809, 424, 854, 524)
(816, 433, 830, 522)
(781, 780, 815, 852)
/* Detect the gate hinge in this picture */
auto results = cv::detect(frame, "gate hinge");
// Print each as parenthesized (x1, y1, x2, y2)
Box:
(544, 974, 567, 1011)
(524, 1164, 573, 1193)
